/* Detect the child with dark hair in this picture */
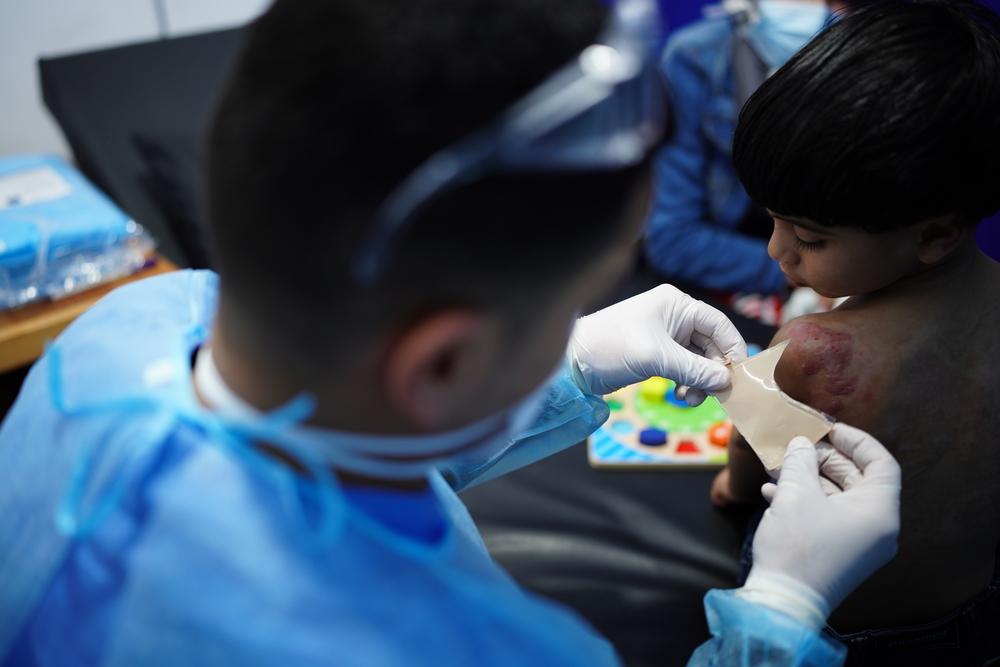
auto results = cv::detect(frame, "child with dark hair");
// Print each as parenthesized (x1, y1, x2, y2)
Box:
(712, 1, 1000, 663)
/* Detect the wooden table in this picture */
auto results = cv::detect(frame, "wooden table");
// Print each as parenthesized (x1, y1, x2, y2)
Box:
(0, 257, 179, 374)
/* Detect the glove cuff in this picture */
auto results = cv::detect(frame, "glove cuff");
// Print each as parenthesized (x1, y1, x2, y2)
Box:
(737, 570, 830, 631)
(566, 342, 597, 396)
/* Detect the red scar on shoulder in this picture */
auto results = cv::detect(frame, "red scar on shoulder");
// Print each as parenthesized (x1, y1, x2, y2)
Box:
(790, 321, 857, 397)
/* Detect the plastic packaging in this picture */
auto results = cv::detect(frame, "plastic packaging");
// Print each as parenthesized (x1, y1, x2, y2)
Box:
(0, 155, 153, 311)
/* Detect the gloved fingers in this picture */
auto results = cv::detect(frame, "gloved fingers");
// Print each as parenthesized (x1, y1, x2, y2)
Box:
(661, 341, 731, 393)
(827, 422, 901, 486)
(688, 303, 748, 365)
(684, 387, 707, 407)
(819, 475, 843, 496)
(675, 383, 707, 407)
(680, 342, 730, 396)
(816, 441, 863, 491)
(761, 482, 777, 503)
(684, 340, 726, 377)
(775, 437, 823, 494)
(690, 331, 727, 365)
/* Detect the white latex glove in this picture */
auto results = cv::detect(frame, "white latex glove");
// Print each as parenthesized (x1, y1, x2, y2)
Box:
(770, 441, 859, 496)
(567, 285, 748, 402)
(737, 423, 901, 630)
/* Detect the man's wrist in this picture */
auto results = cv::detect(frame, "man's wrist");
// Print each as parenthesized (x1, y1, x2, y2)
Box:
(566, 339, 597, 396)
(736, 570, 830, 631)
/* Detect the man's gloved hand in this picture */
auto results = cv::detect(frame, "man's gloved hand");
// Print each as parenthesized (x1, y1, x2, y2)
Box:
(567, 285, 747, 402)
(737, 423, 902, 630)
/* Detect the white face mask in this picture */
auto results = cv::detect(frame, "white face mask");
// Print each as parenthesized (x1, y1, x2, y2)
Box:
(193, 346, 557, 481)
(747, 0, 830, 70)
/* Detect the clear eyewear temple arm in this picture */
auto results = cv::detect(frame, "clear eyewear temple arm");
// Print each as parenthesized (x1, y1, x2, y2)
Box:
(352, 0, 663, 284)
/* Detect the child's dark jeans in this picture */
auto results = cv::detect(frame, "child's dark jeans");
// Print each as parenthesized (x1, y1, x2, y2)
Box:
(738, 505, 1000, 667)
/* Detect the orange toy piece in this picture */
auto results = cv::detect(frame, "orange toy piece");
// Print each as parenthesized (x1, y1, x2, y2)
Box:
(708, 422, 731, 447)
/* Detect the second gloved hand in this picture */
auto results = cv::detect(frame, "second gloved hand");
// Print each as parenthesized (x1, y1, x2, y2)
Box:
(567, 284, 747, 398)
(738, 423, 902, 629)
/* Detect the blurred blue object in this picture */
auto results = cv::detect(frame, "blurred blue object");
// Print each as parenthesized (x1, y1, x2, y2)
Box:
(665, 0, 1000, 31)
(688, 590, 845, 666)
(661, 0, 713, 31)
(978, 214, 1000, 261)
(0, 155, 152, 310)
(644, 11, 789, 294)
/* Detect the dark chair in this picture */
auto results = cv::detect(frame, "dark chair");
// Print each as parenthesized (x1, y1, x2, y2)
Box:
(40, 29, 246, 267)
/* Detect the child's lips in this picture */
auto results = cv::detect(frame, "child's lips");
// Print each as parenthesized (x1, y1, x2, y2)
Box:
(781, 268, 804, 288)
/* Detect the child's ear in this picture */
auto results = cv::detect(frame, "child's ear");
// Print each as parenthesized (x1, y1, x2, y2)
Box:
(915, 214, 966, 265)
(382, 309, 499, 431)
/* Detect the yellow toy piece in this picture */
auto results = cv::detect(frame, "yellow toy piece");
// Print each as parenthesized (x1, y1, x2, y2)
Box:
(637, 376, 669, 401)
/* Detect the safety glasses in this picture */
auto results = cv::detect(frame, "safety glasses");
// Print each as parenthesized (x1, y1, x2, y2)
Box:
(353, 0, 667, 283)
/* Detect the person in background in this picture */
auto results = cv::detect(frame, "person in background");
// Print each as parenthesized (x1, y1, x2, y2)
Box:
(644, 0, 864, 321)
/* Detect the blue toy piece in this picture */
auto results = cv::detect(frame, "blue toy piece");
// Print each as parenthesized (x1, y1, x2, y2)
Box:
(638, 428, 668, 446)
(665, 391, 689, 408)
(610, 420, 635, 435)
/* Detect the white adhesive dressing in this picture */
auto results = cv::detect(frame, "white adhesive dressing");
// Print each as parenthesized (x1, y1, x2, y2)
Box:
(716, 340, 834, 473)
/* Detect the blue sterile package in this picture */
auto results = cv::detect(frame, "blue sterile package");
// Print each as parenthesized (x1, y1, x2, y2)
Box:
(0, 155, 153, 310)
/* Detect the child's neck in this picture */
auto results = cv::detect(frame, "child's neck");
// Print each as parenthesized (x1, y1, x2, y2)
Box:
(864, 234, 984, 302)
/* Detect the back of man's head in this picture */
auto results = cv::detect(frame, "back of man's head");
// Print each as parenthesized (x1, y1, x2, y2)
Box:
(205, 0, 647, 374)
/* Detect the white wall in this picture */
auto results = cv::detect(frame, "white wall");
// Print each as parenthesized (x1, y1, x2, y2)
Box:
(0, 0, 269, 158)
(159, 0, 270, 36)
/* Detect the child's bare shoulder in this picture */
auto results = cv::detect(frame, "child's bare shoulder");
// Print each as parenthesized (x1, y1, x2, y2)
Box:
(770, 312, 891, 425)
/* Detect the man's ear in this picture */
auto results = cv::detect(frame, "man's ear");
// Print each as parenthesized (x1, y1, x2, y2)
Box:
(382, 309, 499, 431)
(915, 215, 966, 265)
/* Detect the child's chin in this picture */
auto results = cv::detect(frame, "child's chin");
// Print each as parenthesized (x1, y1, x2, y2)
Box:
(797, 279, 845, 299)
(785, 274, 848, 298)
(812, 285, 850, 299)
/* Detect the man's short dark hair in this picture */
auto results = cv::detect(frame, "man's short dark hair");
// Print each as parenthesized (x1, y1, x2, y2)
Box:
(205, 0, 649, 366)
(733, 0, 1000, 232)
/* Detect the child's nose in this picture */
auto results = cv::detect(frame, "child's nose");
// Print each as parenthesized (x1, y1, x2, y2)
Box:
(767, 228, 794, 264)
(767, 231, 778, 260)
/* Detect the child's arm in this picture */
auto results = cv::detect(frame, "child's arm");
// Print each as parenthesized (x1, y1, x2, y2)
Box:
(710, 426, 769, 507)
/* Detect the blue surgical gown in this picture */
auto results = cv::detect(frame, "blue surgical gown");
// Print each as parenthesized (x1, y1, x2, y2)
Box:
(0, 270, 844, 666)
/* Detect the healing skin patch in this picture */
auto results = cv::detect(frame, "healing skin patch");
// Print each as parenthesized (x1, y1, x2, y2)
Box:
(716, 340, 835, 473)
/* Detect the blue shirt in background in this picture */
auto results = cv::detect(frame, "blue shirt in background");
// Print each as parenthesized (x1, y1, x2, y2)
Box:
(645, 16, 786, 295)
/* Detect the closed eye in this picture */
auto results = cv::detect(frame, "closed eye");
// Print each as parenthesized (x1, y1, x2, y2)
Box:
(793, 236, 826, 251)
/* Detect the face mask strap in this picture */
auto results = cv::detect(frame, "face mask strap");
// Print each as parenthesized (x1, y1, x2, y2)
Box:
(194, 345, 562, 482)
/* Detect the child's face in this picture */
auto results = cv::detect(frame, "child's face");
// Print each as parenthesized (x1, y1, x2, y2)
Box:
(767, 212, 920, 298)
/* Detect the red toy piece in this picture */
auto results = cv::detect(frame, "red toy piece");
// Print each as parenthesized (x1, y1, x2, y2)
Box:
(676, 440, 700, 454)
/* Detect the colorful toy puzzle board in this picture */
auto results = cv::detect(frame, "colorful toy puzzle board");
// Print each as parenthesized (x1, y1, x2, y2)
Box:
(588, 376, 732, 469)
